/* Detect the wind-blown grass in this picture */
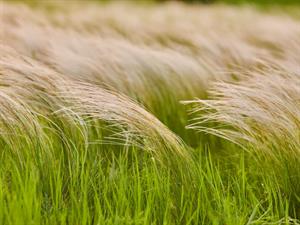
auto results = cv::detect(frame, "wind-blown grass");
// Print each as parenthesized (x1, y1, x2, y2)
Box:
(185, 65, 300, 211)
(0, 1, 300, 224)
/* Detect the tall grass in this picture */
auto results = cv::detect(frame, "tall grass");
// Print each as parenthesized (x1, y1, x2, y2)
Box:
(0, 1, 300, 224)
(185, 65, 300, 211)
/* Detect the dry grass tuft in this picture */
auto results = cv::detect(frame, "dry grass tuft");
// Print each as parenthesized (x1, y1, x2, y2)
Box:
(0, 45, 188, 162)
(185, 66, 300, 159)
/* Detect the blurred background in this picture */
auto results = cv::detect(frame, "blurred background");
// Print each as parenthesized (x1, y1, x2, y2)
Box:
(157, 0, 300, 4)
(6, 0, 300, 5)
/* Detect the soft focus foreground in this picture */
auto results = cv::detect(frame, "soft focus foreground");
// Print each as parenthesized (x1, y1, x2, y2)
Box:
(0, 1, 299, 224)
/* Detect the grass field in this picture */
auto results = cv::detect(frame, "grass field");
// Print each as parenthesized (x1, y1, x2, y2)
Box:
(0, 1, 300, 224)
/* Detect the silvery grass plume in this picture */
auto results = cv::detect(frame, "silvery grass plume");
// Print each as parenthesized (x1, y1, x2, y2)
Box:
(0, 45, 189, 164)
(1, 1, 299, 156)
(2, 1, 300, 105)
(0, 15, 212, 101)
(184, 65, 300, 203)
(184, 66, 300, 160)
(58, 82, 190, 163)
